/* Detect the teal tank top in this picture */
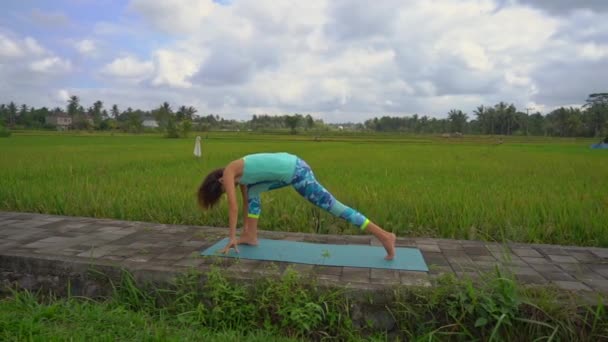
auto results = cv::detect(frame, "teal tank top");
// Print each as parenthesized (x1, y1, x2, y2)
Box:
(239, 153, 298, 185)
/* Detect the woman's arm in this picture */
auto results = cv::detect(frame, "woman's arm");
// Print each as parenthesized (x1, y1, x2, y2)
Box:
(220, 163, 239, 253)
(240, 184, 249, 228)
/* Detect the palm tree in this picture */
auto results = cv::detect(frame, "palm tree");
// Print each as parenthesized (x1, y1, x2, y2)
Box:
(447, 109, 468, 133)
(111, 104, 120, 120)
(7, 102, 17, 127)
(67, 96, 79, 117)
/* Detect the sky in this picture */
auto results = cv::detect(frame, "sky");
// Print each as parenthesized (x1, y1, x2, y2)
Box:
(1, 0, 607, 123)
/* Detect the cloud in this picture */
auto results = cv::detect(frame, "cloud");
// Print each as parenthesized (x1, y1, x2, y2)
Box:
(0, 34, 46, 59)
(101, 56, 154, 80)
(75, 39, 96, 55)
(29, 57, 72, 73)
(129, 0, 215, 34)
(0, 34, 23, 58)
(151, 50, 199, 88)
(512, 0, 608, 15)
(2, 0, 608, 122)
(57, 89, 70, 102)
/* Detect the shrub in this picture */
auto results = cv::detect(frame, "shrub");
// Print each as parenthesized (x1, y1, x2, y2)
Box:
(0, 123, 11, 137)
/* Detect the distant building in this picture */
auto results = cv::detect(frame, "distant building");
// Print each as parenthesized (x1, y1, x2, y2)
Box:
(45, 113, 72, 130)
(143, 116, 159, 128)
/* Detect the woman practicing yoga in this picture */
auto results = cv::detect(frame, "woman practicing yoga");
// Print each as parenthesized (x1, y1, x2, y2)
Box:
(198, 152, 396, 260)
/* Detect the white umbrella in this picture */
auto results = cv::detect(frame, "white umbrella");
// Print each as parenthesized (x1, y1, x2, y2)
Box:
(193, 136, 202, 157)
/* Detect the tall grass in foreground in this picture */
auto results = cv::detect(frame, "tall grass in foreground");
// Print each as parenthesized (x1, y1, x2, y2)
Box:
(1, 267, 607, 341)
(0, 133, 607, 246)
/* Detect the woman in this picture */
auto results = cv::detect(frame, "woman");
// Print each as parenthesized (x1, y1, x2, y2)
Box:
(198, 152, 396, 260)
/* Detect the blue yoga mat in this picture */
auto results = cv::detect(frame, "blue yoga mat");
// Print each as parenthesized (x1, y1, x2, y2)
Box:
(201, 238, 428, 271)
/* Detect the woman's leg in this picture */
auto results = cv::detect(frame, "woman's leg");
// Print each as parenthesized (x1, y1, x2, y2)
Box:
(291, 159, 396, 260)
(238, 181, 288, 246)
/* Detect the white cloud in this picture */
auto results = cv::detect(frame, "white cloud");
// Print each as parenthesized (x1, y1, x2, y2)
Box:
(101, 56, 154, 80)
(3, 0, 608, 121)
(24, 37, 46, 55)
(57, 89, 70, 102)
(75, 39, 96, 55)
(129, 0, 216, 34)
(0, 34, 23, 58)
(0, 34, 46, 58)
(579, 42, 608, 60)
(29, 57, 72, 73)
(151, 50, 199, 88)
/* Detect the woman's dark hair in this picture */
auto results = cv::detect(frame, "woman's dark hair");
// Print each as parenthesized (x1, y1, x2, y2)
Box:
(198, 168, 224, 209)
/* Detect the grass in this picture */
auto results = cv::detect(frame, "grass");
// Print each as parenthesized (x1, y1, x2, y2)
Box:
(0, 131, 607, 246)
(1, 266, 607, 341)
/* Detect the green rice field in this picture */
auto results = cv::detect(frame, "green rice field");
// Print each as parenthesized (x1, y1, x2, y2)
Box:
(0, 131, 606, 247)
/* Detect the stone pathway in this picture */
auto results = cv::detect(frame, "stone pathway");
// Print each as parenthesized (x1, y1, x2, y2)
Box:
(1, 211, 608, 294)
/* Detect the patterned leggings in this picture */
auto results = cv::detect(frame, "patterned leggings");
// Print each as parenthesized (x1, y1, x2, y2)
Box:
(247, 159, 370, 230)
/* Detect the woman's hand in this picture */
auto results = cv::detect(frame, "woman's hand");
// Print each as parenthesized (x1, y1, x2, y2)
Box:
(220, 238, 239, 254)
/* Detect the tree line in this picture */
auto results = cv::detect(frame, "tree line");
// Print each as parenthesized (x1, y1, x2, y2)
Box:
(364, 94, 608, 138)
(1, 93, 606, 138)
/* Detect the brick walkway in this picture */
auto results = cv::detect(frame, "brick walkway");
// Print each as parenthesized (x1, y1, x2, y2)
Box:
(1, 211, 608, 294)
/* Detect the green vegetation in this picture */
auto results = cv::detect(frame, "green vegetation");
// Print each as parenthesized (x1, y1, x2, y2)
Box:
(1, 93, 607, 137)
(1, 267, 607, 340)
(1, 132, 606, 247)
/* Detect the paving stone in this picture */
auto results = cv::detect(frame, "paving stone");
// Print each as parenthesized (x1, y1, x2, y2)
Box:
(470, 255, 497, 262)
(507, 266, 541, 276)
(314, 265, 342, 276)
(417, 244, 441, 253)
(515, 274, 548, 285)
(447, 255, 474, 265)
(395, 238, 416, 247)
(442, 250, 470, 258)
(427, 264, 453, 274)
(473, 261, 501, 271)
(316, 273, 341, 282)
(485, 244, 509, 252)
(174, 258, 206, 268)
(539, 248, 569, 256)
(370, 269, 399, 283)
(547, 255, 578, 263)
(252, 263, 283, 277)
(582, 279, 608, 292)
(569, 251, 600, 263)
(5, 211, 608, 297)
(341, 267, 370, 284)
(285, 263, 314, 276)
(126, 255, 156, 263)
(399, 271, 431, 287)
(589, 265, 608, 278)
(463, 246, 492, 256)
(437, 243, 463, 250)
(511, 248, 543, 258)
(35, 220, 71, 230)
(422, 252, 450, 266)
(76, 245, 122, 258)
(590, 249, 608, 259)
(552, 281, 592, 292)
(521, 256, 551, 265)
(227, 259, 261, 273)
(558, 263, 590, 273)
(455, 271, 480, 281)
(530, 264, 562, 273)
(539, 272, 575, 281)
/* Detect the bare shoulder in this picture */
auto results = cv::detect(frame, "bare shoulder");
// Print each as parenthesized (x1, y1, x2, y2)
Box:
(225, 158, 244, 176)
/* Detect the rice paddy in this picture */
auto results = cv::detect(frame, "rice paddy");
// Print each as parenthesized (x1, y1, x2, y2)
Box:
(0, 131, 606, 247)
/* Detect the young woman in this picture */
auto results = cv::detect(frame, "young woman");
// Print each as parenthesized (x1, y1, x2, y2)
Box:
(198, 152, 396, 260)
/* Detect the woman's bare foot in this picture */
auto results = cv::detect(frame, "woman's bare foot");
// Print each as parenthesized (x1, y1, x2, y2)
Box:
(381, 233, 396, 260)
(237, 232, 258, 246)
